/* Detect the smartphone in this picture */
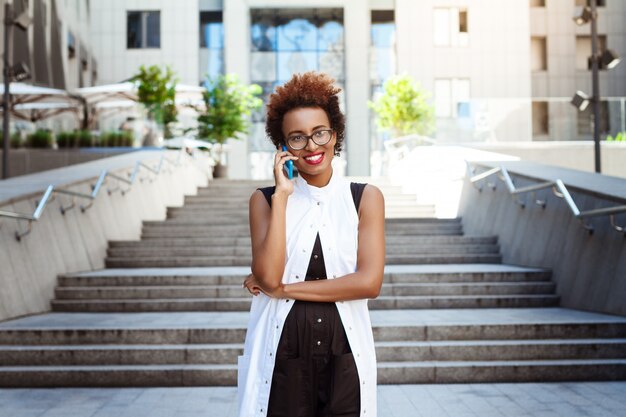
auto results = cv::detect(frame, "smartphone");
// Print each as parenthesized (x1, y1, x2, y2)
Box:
(281, 144, 293, 179)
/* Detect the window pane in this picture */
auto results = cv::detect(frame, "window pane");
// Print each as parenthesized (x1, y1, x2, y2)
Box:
(206, 49, 224, 79)
(319, 51, 344, 80)
(532, 101, 549, 137)
(531, 37, 547, 71)
(200, 11, 223, 48)
(277, 51, 318, 81)
(251, 52, 277, 82)
(433, 9, 450, 46)
(459, 10, 468, 33)
(318, 21, 344, 51)
(252, 22, 277, 51)
(146, 11, 160, 48)
(127, 12, 141, 48)
(454, 79, 470, 117)
(277, 18, 317, 51)
(435, 79, 451, 118)
(371, 22, 395, 48)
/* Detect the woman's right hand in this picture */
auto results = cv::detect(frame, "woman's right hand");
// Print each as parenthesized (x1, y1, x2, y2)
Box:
(273, 149, 298, 196)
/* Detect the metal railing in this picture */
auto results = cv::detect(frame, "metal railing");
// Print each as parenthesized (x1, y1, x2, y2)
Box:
(466, 161, 626, 236)
(0, 148, 207, 241)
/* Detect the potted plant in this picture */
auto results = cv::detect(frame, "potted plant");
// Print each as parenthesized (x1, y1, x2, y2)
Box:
(368, 74, 435, 138)
(131, 64, 178, 143)
(197, 73, 262, 178)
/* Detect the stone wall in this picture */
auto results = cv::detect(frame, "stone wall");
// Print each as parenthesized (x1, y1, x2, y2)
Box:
(458, 160, 626, 317)
(0, 150, 210, 322)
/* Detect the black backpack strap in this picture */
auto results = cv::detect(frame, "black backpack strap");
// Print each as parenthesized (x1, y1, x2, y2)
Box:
(350, 182, 367, 212)
(257, 186, 276, 208)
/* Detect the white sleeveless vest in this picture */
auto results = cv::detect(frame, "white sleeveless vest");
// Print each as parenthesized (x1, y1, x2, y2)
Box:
(238, 172, 377, 417)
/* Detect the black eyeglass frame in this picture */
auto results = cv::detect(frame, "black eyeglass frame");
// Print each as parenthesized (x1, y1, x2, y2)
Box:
(284, 129, 334, 150)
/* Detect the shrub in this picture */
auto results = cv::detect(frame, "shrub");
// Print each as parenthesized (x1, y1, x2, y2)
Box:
(26, 130, 53, 148)
(56, 131, 78, 148)
(0, 131, 23, 148)
(606, 132, 625, 142)
(78, 130, 94, 147)
(98, 131, 133, 147)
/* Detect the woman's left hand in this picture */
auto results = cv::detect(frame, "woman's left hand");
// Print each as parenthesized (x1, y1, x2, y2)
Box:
(243, 273, 285, 298)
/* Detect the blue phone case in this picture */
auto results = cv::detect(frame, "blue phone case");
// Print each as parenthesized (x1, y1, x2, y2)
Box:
(281, 145, 293, 179)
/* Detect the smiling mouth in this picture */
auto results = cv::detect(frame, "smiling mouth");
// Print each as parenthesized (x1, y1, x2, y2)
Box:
(303, 153, 324, 165)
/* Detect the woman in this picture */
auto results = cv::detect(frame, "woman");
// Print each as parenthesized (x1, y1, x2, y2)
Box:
(239, 72, 385, 417)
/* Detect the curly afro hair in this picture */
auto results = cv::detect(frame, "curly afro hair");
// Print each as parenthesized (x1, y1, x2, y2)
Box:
(265, 71, 345, 155)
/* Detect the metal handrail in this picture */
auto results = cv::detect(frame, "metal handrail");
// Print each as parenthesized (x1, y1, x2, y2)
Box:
(0, 148, 194, 241)
(466, 161, 626, 236)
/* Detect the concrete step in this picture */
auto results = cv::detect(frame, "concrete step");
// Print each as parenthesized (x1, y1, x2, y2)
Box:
(3, 339, 624, 367)
(145, 217, 461, 226)
(184, 193, 420, 203)
(58, 265, 551, 287)
(166, 207, 437, 219)
(3, 315, 624, 345)
(140, 225, 464, 238)
(376, 359, 626, 384)
(51, 294, 559, 312)
(106, 244, 501, 258)
(104, 254, 503, 268)
(1, 359, 625, 387)
(54, 282, 556, 300)
(108, 235, 498, 248)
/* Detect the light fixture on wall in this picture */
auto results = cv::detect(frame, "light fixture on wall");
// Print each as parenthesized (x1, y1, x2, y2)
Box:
(600, 49, 621, 70)
(570, 0, 620, 174)
(12, 62, 31, 82)
(571, 90, 590, 112)
(573, 6, 592, 26)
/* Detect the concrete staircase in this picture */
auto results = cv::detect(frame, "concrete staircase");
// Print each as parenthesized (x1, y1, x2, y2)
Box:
(1, 178, 625, 387)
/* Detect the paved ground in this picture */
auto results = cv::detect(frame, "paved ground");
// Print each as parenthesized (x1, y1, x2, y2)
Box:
(1, 382, 625, 417)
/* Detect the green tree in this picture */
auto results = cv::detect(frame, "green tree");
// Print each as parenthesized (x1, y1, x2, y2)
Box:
(197, 74, 263, 169)
(369, 74, 435, 137)
(131, 65, 178, 138)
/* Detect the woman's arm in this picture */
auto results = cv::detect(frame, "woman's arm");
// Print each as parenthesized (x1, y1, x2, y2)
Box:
(249, 190, 289, 292)
(248, 151, 298, 292)
(280, 184, 386, 302)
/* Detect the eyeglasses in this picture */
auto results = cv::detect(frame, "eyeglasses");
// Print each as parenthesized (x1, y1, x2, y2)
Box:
(285, 129, 333, 150)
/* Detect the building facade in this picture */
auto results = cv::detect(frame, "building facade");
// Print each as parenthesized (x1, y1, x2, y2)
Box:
(5, 0, 626, 178)
(0, 0, 97, 90)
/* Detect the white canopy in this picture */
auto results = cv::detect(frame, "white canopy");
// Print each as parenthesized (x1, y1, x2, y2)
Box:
(0, 83, 81, 121)
(73, 82, 205, 108)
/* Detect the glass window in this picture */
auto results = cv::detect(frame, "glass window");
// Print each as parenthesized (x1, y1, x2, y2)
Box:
(252, 20, 277, 52)
(127, 11, 160, 49)
(531, 37, 547, 71)
(67, 31, 76, 59)
(576, 35, 607, 70)
(576, 0, 606, 6)
(532, 101, 549, 137)
(434, 8, 468, 47)
(200, 11, 223, 48)
(435, 78, 470, 118)
(249, 8, 345, 153)
(277, 18, 317, 52)
(578, 101, 610, 136)
(199, 11, 224, 81)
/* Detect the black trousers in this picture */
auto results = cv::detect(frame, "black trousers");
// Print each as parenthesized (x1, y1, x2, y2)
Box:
(267, 300, 361, 417)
